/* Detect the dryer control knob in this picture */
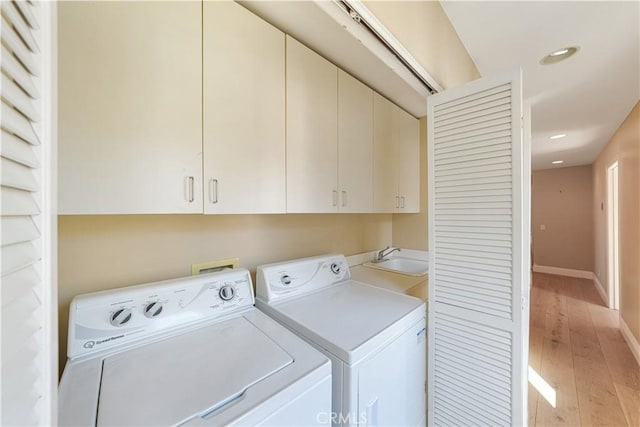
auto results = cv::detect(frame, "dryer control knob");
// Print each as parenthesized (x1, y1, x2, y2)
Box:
(330, 263, 342, 275)
(110, 308, 132, 327)
(280, 275, 292, 286)
(144, 302, 163, 318)
(219, 285, 235, 301)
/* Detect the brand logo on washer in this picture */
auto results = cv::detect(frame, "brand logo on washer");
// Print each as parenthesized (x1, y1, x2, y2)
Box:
(83, 340, 95, 349)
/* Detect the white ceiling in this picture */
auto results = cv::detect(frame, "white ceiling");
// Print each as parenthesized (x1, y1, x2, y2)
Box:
(440, 1, 640, 170)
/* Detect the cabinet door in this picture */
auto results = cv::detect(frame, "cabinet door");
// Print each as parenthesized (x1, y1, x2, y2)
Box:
(58, 1, 202, 214)
(396, 108, 420, 212)
(373, 93, 398, 213)
(338, 71, 373, 213)
(203, 1, 285, 214)
(286, 36, 338, 213)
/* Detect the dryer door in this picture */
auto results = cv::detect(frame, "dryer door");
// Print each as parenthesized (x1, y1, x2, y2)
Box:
(356, 318, 427, 427)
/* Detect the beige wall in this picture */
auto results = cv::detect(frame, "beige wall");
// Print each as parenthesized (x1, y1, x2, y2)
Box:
(58, 214, 391, 371)
(531, 166, 594, 271)
(593, 102, 640, 344)
(364, 1, 480, 250)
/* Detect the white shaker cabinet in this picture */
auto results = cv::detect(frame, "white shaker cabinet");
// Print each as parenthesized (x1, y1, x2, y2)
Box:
(338, 71, 374, 213)
(373, 93, 398, 213)
(373, 93, 420, 213)
(396, 106, 420, 212)
(285, 36, 339, 213)
(203, 1, 286, 214)
(58, 1, 203, 214)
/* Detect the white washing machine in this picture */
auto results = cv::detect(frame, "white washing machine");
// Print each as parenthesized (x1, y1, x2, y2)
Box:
(58, 268, 332, 426)
(256, 254, 427, 427)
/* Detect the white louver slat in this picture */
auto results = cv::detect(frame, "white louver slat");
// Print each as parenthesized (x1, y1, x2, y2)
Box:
(427, 69, 529, 426)
(1, 1, 56, 426)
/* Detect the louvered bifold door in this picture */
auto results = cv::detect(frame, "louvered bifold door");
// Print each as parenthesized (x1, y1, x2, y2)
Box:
(1, 1, 55, 425)
(427, 69, 529, 426)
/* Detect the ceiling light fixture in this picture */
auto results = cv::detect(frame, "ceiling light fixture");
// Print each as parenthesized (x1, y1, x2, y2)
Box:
(552, 160, 564, 165)
(540, 46, 579, 65)
(550, 48, 569, 57)
(549, 134, 567, 140)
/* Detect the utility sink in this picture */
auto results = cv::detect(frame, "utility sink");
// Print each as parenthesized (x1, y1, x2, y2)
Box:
(363, 258, 428, 277)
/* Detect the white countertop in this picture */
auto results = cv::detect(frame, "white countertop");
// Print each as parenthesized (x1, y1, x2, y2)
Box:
(351, 266, 428, 301)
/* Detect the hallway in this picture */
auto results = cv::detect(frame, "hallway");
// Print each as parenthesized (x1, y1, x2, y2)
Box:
(528, 273, 640, 426)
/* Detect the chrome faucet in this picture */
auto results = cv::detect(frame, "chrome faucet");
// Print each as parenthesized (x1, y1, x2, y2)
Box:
(373, 246, 401, 263)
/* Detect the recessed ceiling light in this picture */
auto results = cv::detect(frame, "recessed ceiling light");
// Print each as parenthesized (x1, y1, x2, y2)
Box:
(540, 46, 579, 65)
(550, 134, 567, 140)
(552, 160, 564, 164)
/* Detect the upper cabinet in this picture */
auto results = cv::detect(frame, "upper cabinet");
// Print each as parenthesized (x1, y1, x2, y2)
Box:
(203, 1, 286, 214)
(57, 2, 419, 215)
(58, 1, 203, 214)
(338, 71, 374, 213)
(373, 94, 420, 213)
(285, 36, 338, 213)
(396, 107, 420, 212)
(373, 94, 398, 213)
(285, 40, 377, 214)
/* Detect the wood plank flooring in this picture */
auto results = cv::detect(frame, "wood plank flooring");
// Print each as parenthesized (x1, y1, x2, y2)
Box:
(529, 273, 640, 426)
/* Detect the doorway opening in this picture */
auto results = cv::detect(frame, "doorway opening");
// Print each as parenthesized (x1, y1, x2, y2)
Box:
(607, 161, 620, 310)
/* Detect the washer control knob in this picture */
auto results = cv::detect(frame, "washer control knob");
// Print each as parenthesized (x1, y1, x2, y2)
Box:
(219, 285, 235, 301)
(330, 263, 342, 275)
(144, 301, 163, 318)
(110, 308, 132, 327)
(280, 275, 292, 286)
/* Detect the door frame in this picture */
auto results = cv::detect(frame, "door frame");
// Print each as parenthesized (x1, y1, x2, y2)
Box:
(606, 161, 620, 310)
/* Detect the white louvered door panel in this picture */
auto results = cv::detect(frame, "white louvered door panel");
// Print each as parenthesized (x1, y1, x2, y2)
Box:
(427, 69, 529, 426)
(1, 1, 56, 425)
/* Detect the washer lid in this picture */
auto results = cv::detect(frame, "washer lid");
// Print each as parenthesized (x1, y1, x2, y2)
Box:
(269, 280, 424, 363)
(97, 316, 293, 426)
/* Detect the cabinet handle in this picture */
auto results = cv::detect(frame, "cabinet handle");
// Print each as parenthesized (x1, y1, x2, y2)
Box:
(333, 190, 338, 207)
(400, 196, 405, 208)
(341, 190, 347, 207)
(187, 176, 195, 203)
(395, 195, 400, 209)
(210, 179, 218, 204)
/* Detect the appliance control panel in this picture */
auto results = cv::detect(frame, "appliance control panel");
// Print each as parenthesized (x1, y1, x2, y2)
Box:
(256, 254, 349, 303)
(68, 269, 253, 359)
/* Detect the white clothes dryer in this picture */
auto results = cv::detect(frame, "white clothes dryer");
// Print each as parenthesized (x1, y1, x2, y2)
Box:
(58, 268, 331, 426)
(256, 255, 427, 427)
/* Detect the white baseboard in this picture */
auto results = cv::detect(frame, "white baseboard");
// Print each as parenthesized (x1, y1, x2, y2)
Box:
(532, 265, 593, 279)
(592, 274, 609, 307)
(620, 316, 640, 367)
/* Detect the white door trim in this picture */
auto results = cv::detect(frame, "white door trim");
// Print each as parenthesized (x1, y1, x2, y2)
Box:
(606, 161, 620, 310)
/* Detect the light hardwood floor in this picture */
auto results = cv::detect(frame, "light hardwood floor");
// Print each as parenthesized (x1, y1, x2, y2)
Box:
(529, 273, 640, 426)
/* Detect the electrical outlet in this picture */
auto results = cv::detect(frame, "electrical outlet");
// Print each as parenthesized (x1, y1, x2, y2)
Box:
(540, 224, 546, 231)
(191, 258, 239, 275)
